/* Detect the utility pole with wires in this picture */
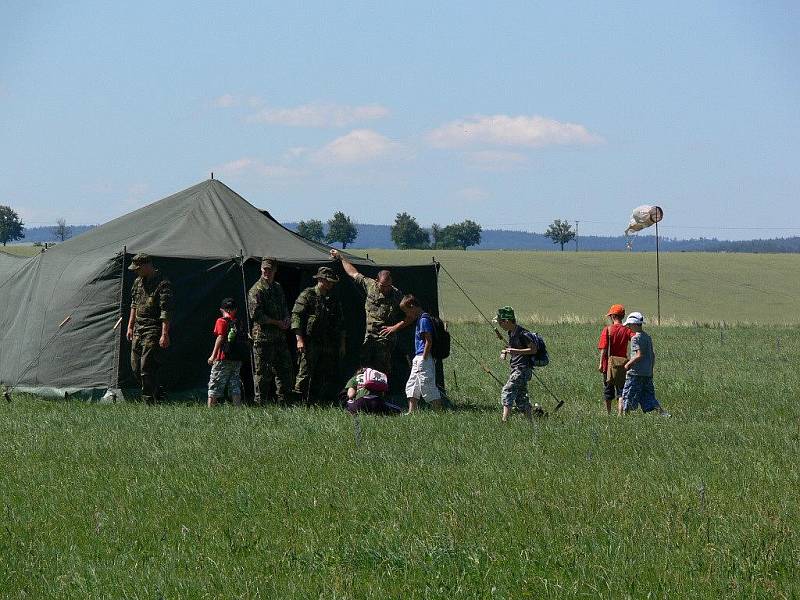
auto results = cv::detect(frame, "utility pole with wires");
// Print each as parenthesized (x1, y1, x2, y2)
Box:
(575, 220, 579, 252)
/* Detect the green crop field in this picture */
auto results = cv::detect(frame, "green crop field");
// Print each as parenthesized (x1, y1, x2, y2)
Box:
(0, 245, 40, 258)
(2, 322, 798, 598)
(360, 249, 800, 325)
(5, 246, 800, 323)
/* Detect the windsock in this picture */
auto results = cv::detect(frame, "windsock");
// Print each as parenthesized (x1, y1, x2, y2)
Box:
(625, 205, 663, 235)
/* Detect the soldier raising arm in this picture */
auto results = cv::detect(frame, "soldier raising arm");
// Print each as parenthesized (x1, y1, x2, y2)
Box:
(329, 249, 412, 375)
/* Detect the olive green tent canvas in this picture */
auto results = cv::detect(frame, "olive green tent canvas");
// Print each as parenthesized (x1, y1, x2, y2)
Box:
(0, 179, 440, 401)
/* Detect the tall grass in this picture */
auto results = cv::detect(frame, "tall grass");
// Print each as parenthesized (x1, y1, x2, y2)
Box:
(1, 323, 798, 598)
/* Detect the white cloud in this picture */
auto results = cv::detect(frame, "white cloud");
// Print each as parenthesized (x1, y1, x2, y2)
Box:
(465, 150, 528, 170)
(215, 158, 304, 179)
(426, 114, 603, 148)
(311, 129, 401, 165)
(284, 146, 310, 160)
(247, 103, 390, 128)
(212, 94, 238, 108)
(456, 187, 490, 202)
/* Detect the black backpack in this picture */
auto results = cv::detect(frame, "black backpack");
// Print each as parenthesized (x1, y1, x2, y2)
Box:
(220, 317, 249, 361)
(427, 314, 451, 360)
(525, 331, 549, 367)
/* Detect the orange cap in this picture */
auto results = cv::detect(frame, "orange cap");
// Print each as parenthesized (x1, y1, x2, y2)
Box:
(606, 304, 625, 317)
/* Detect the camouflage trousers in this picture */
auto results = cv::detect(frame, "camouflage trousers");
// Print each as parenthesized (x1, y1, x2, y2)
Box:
(252, 340, 293, 405)
(294, 340, 340, 404)
(359, 336, 394, 375)
(131, 335, 164, 404)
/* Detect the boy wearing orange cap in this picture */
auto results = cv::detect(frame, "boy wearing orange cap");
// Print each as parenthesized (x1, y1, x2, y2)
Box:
(597, 304, 634, 415)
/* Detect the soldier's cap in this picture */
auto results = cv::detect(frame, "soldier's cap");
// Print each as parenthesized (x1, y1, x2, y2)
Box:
(261, 257, 277, 269)
(493, 306, 516, 322)
(128, 253, 153, 271)
(313, 266, 339, 283)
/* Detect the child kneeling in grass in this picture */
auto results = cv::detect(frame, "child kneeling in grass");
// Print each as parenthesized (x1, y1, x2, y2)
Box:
(343, 367, 400, 415)
(207, 297, 245, 407)
(622, 311, 671, 417)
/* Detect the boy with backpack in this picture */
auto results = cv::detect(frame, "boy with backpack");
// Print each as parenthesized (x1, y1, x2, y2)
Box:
(207, 297, 247, 407)
(621, 311, 671, 417)
(597, 303, 635, 415)
(399, 294, 442, 414)
(495, 306, 544, 422)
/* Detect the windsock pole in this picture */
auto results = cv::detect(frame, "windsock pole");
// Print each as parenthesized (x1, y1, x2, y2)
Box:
(655, 220, 661, 325)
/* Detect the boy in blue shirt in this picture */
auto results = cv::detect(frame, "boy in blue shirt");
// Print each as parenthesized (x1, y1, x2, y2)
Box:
(622, 311, 671, 417)
(399, 294, 442, 414)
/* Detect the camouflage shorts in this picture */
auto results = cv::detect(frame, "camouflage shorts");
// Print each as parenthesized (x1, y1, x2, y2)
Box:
(501, 366, 532, 409)
(208, 360, 242, 398)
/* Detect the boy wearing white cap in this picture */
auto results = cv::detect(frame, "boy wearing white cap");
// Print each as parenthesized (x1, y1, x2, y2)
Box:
(621, 312, 671, 417)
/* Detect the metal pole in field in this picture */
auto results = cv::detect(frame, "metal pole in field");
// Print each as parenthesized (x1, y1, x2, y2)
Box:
(238, 250, 259, 405)
(655, 220, 661, 325)
(575, 220, 579, 252)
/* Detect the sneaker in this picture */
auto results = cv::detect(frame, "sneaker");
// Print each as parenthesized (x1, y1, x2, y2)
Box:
(658, 410, 671, 418)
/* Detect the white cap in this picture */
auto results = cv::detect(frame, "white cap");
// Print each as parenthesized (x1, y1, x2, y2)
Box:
(624, 311, 645, 325)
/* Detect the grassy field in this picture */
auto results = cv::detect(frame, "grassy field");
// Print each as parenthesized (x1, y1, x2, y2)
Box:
(2, 323, 798, 598)
(0, 245, 40, 257)
(361, 249, 800, 325)
(6, 245, 800, 324)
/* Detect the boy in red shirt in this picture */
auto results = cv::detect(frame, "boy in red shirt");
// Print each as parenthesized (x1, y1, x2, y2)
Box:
(597, 304, 634, 415)
(207, 298, 246, 407)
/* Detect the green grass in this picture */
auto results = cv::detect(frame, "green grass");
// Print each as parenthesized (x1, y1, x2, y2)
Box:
(2, 323, 798, 598)
(0, 245, 40, 257)
(359, 249, 800, 325)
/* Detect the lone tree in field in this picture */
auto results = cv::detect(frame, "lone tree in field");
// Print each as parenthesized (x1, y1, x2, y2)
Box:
(0, 205, 25, 246)
(434, 220, 482, 250)
(544, 219, 576, 251)
(53, 218, 73, 242)
(296, 219, 325, 243)
(391, 212, 430, 249)
(326, 211, 358, 249)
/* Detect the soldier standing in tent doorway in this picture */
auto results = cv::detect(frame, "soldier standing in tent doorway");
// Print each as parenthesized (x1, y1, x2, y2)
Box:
(126, 253, 173, 404)
(329, 249, 411, 375)
(291, 266, 345, 404)
(248, 257, 293, 405)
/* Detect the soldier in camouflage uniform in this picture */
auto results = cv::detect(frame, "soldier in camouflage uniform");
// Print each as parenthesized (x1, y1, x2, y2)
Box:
(248, 257, 293, 404)
(330, 249, 410, 375)
(126, 253, 174, 404)
(291, 266, 345, 404)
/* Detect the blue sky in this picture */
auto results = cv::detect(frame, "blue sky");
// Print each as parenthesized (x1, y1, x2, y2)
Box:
(1, 1, 798, 239)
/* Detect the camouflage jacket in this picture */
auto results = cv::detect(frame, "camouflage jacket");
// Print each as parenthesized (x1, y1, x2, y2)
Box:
(354, 273, 404, 341)
(291, 285, 343, 341)
(130, 269, 173, 339)
(248, 278, 288, 343)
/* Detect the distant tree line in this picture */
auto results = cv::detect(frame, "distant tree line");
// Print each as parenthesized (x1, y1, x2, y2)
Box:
(297, 212, 358, 249)
(390, 212, 482, 250)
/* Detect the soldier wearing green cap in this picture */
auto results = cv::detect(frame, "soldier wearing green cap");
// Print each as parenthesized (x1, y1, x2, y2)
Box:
(495, 306, 537, 422)
(126, 253, 174, 404)
(248, 257, 293, 404)
(291, 266, 345, 403)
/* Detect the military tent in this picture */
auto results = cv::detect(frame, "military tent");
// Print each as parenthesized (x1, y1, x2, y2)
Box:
(0, 179, 440, 401)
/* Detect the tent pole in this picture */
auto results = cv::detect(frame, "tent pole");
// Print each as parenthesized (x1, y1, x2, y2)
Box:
(655, 221, 661, 325)
(238, 250, 258, 405)
(113, 246, 127, 392)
